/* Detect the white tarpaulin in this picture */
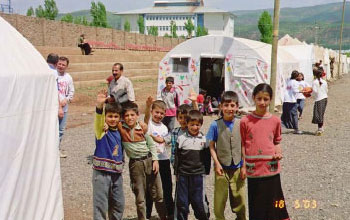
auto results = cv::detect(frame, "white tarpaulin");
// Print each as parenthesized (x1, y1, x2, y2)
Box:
(0, 17, 64, 219)
(280, 45, 315, 85)
(157, 35, 299, 108)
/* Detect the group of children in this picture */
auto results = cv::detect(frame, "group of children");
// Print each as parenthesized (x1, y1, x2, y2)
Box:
(281, 69, 328, 136)
(92, 75, 291, 220)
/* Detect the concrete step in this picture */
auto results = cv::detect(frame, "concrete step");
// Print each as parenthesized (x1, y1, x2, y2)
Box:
(68, 61, 159, 72)
(66, 54, 164, 63)
(70, 69, 159, 82)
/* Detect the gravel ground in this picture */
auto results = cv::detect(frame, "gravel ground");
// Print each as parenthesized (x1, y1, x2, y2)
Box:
(61, 74, 350, 220)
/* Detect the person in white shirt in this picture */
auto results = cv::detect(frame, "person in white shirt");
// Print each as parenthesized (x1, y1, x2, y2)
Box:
(281, 70, 303, 134)
(56, 56, 75, 158)
(312, 69, 328, 136)
(295, 72, 310, 119)
(144, 97, 174, 219)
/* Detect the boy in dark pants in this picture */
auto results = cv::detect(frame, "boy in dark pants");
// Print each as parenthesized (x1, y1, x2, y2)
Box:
(92, 90, 125, 220)
(144, 97, 174, 219)
(159, 76, 179, 132)
(174, 110, 211, 220)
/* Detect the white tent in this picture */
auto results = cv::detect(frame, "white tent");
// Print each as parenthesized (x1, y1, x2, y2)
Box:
(278, 34, 303, 46)
(157, 35, 299, 108)
(0, 17, 64, 219)
(279, 45, 316, 85)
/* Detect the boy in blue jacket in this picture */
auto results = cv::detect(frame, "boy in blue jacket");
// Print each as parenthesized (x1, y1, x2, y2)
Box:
(92, 89, 125, 220)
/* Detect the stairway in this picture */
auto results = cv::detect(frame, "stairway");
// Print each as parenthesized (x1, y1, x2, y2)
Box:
(36, 46, 167, 105)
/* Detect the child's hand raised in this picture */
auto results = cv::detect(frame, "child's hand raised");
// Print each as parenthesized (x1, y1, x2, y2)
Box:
(96, 89, 108, 108)
(152, 160, 159, 174)
(273, 144, 283, 160)
(146, 96, 154, 108)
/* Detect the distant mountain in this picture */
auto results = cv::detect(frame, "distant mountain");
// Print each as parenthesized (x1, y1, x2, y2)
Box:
(57, 10, 122, 29)
(233, 2, 350, 50)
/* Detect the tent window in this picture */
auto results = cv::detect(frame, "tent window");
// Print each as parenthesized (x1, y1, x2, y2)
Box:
(173, 58, 189, 73)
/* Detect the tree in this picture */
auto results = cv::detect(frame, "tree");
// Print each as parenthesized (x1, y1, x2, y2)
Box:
(184, 18, 195, 38)
(195, 25, 208, 37)
(170, 20, 177, 38)
(44, 0, 58, 20)
(74, 16, 89, 26)
(34, 0, 58, 20)
(164, 33, 171, 38)
(26, 7, 34, 16)
(137, 16, 145, 34)
(61, 14, 73, 23)
(35, 5, 45, 18)
(124, 20, 131, 32)
(258, 11, 273, 44)
(90, 1, 108, 28)
(148, 26, 158, 36)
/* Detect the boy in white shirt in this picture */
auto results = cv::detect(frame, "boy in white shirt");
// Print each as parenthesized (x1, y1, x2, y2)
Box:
(144, 97, 174, 219)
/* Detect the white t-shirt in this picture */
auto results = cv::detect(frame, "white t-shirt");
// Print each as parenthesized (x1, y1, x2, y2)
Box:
(147, 120, 169, 160)
(295, 81, 310, 100)
(283, 79, 299, 103)
(312, 79, 328, 101)
(55, 72, 75, 112)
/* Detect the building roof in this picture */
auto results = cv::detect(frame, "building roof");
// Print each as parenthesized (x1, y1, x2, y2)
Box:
(115, 6, 232, 15)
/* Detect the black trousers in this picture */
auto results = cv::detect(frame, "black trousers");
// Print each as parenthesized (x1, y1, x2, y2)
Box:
(146, 159, 174, 218)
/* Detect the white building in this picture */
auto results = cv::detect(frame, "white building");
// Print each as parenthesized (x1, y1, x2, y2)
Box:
(115, 0, 234, 37)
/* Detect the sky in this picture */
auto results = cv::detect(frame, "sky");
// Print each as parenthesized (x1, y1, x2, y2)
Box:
(5, 0, 346, 15)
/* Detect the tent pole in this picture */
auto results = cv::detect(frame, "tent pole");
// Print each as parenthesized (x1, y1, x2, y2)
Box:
(269, 0, 280, 113)
(338, 0, 346, 78)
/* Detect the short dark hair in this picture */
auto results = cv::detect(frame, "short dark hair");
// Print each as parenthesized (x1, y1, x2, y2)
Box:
(105, 102, 122, 115)
(291, 70, 299, 79)
(58, 56, 69, 65)
(186, 110, 203, 125)
(152, 100, 166, 111)
(252, 83, 273, 99)
(221, 91, 239, 104)
(122, 101, 138, 115)
(47, 53, 59, 65)
(166, 76, 174, 83)
(113, 63, 124, 71)
(176, 104, 192, 116)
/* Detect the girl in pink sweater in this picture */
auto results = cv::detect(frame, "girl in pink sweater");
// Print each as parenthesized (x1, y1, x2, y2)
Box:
(240, 83, 290, 220)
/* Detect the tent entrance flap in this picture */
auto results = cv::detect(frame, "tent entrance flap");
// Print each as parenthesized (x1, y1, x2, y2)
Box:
(199, 58, 225, 99)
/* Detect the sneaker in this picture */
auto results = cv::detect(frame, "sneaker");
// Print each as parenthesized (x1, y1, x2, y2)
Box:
(315, 130, 322, 136)
(60, 150, 67, 158)
(294, 130, 303, 134)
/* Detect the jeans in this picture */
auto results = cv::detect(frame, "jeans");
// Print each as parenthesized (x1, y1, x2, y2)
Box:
(176, 175, 209, 220)
(58, 111, 68, 147)
(92, 170, 125, 220)
(297, 99, 305, 117)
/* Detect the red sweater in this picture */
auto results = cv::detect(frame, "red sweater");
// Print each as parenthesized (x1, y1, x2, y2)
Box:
(240, 113, 282, 178)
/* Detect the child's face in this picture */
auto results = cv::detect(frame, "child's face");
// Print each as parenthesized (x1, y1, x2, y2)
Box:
(296, 74, 303, 81)
(187, 120, 202, 136)
(176, 113, 187, 129)
(253, 91, 271, 112)
(220, 101, 239, 120)
(123, 110, 139, 128)
(166, 81, 174, 90)
(105, 112, 121, 128)
(151, 106, 166, 123)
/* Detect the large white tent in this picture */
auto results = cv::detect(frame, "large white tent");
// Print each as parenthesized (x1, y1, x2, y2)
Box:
(157, 35, 299, 107)
(0, 17, 64, 219)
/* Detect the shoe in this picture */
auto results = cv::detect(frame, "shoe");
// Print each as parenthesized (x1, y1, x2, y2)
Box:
(294, 130, 303, 134)
(60, 150, 67, 158)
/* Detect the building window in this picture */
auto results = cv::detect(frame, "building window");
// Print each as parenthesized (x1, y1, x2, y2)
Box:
(166, 26, 169, 31)
(173, 58, 189, 73)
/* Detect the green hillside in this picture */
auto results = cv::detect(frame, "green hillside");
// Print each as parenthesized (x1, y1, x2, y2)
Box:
(57, 10, 122, 29)
(233, 2, 350, 50)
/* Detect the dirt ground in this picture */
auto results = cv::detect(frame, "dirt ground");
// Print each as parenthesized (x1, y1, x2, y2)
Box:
(61, 74, 350, 220)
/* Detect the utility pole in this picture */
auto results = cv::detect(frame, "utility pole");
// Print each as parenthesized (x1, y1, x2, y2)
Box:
(338, 0, 346, 78)
(269, 0, 280, 113)
(314, 21, 320, 45)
